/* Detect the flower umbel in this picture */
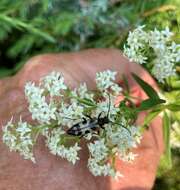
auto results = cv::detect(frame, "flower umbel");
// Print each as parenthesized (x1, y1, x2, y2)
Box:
(2, 70, 142, 179)
(2, 117, 35, 163)
(124, 26, 179, 82)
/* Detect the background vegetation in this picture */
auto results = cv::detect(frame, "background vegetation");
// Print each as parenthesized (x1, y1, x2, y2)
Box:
(0, 0, 179, 189)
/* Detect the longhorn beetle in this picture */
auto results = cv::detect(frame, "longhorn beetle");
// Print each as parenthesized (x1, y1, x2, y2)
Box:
(66, 94, 111, 137)
(66, 93, 132, 137)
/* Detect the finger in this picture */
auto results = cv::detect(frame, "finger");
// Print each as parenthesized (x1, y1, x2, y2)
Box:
(0, 88, 27, 125)
(14, 49, 158, 93)
(111, 112, 163, 190)
(0, 76, 17, 96)
(136, 112, 164, 155)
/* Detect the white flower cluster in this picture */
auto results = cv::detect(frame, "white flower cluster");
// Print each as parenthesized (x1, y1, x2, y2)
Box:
(73, 83, 94, 100)
(2, 117, 35, 163)
(87, 123, 141, 178)
(25, 82, 57, 124)
(107, 122, 141, 161)
(124, 25, 148, 64)
(114, 126, 141, 163)
(93, 94, 119, 120)
(88, 139, 108, 161)
(57, 102, 84, 127)
(40, 71, 67, 97)
(124, 26, 180, 82)
(88, 139, 121, 178)
(88, 158, 120, 178)
(96, 70, 122, 95)
(2, 70, 142, 179)
(46, 128, 81, 164)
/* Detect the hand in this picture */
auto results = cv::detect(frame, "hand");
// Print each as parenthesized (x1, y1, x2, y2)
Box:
(0, 49, 164, 190)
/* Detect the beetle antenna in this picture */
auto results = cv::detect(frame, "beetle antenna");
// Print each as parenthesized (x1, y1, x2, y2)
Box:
(110, 121, 131, 134)
(62, 116, 77, 121)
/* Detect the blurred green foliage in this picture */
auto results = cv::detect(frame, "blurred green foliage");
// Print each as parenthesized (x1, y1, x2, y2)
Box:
(0, 0, 179, 189)
(0, 0, 179, 76)
(155, 149, 180, 190)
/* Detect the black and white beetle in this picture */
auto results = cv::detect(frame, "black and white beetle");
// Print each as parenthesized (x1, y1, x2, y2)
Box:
(67, 94, 111, 137)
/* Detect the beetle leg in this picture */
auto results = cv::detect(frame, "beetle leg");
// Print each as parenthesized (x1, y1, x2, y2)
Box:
(98, 112, 103, 120)
(84, 114, 93, 120)
(82, 117, 87, 124)
(110, 121, 131, 134)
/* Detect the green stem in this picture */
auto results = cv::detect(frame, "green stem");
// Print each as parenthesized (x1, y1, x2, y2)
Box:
(176, 66, 180, 73)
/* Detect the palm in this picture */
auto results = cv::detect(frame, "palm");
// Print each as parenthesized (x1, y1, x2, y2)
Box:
(0, 49, 163, 190)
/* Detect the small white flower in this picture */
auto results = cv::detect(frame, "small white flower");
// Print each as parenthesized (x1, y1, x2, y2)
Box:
(2, 117, 35, 163)
(46, 128, 81, 164)
(106, 122, 141, 154)
(63, 143, 81, 164)
(25, 82, 44, 97)
(152, 57, 176, 83)
(93, 95, 118, 121)
(124, 26, 178, 82)
(110, 84, 122, 95)
(162, 27, 173, 38)
(77, 83, 94, 100)
(40, 71, 67, 97)
(111, 127, 132, 150)
(16, 117, 32, 143)
(46, 128, 65, 155)
(96, 70, 117, 91)
(57, 101, 84, 127)
(25, 82, 57, 124)
(130, 126, 142, 145)
(2, 117, 17, 150)
(88, 139, 108, 161)
(16, 121, 31, 136)
(88, 158, 103, 176)
(88, 158, 118, 178)
(118, 151, 138, 163)
(127, 25, 148, 49)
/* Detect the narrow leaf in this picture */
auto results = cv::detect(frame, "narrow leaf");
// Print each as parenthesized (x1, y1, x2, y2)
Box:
(162, 111, 172, 167)
(76, 97, 97, 107)
(132, 73, 160, 99)
(137, 98, 166, 111)
(166, 104, 180, 112)
(142, 110, 161, 127)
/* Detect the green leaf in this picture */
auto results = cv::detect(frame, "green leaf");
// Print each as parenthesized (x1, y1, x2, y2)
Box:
(152, 103, 180, 112)
(142, 110, 162, 127)
(162, 111, 172, 168)
(166, 104, 180, 112)
(0, 14, 56, 43)
(132, 72, 160, 99)
(54, 13, 77, 36)
(137, 98, 166, 111)
(122, 74, 130, 93)
(75, 97, 97, 107)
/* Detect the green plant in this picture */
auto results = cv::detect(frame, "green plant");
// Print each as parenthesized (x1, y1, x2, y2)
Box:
(1, 0, 176, 77)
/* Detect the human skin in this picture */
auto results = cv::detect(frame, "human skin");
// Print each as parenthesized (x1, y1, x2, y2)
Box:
(0, 49, 164, 190)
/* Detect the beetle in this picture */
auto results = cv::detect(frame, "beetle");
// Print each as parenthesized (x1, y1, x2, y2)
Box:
(66, 113, 109, 137)
(66, 94, 111, 137)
